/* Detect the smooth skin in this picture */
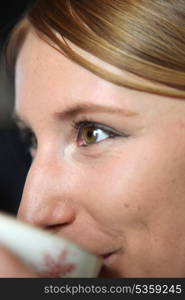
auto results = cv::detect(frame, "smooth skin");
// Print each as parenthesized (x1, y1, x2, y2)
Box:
(1, 29, 185, 277)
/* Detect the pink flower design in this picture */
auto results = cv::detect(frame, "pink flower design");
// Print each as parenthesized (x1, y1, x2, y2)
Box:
(39, 249, 76, 277)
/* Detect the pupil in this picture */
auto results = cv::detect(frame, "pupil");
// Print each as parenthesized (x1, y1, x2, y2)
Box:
(87, 129, 94, 138)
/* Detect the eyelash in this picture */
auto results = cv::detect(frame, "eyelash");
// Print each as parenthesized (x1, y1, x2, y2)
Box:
(18, 119, 127, 153)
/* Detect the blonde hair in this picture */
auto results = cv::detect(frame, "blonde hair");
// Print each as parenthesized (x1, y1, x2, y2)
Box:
(6, 0, 185, 98)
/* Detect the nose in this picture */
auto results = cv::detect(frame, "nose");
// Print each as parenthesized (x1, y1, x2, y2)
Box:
(17, 154, 76, 229)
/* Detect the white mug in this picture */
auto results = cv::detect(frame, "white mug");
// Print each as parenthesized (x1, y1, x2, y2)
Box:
(0, 212, 102, 277)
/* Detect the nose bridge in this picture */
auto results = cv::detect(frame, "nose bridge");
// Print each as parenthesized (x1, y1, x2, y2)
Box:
(18, 154, 76, 227)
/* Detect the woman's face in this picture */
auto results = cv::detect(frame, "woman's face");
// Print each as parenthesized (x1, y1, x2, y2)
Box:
(15, 31, 185, 277)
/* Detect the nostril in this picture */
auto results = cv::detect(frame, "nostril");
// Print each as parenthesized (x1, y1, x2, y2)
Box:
(17, 198, 76, 229)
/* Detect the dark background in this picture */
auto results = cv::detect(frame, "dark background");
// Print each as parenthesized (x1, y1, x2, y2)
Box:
(0, 1, 35, 214)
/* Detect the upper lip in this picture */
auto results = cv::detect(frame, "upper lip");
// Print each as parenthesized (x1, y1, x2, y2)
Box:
(48, 227, 120, 262)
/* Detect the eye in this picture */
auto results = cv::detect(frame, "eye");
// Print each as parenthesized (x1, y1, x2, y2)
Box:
(79, 126, 110, 146)
(73, 120, 128, 147)
(18, 127, 37, 157)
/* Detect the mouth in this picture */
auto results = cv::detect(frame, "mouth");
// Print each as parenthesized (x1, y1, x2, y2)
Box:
(101, 250, 117, 262)
(98, 249, 121, 277)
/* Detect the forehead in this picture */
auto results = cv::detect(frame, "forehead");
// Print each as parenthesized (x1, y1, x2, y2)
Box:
(15, 31, 127, 112)
(16, 30, 124, 90)
(15, 30, 185, 122)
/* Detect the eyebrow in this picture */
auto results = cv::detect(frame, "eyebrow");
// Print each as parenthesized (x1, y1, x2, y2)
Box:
(13, 103, 139, 127)
(54, 103, 139, 119)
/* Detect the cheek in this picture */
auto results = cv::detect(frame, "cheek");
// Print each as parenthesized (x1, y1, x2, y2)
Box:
(77, 130, 185, 234)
